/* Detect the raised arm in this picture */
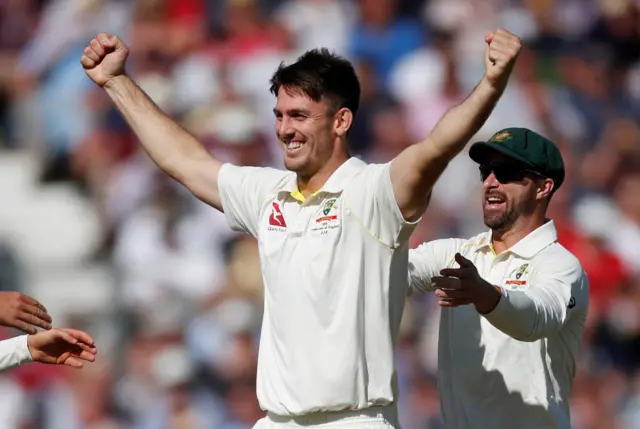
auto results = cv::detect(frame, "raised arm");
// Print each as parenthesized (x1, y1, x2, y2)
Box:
(81, 33, 224, 211)
(390, 29, 522, 221)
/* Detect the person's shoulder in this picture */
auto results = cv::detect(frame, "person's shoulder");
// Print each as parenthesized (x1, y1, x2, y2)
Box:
(355, 159, 403, 178)
(413, 234, 483, 255)
(546, 242, 584, 268)
(541, 241, 586, 277)
(465, 231, 489, 246)
(338, 158, 379, 186)
(221, 163, 294, 186)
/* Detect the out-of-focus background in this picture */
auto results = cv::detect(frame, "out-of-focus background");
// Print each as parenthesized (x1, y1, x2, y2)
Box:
(0, 0, 639, 427)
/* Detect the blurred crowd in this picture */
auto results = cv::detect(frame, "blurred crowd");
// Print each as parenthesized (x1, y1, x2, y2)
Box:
(0, 0, 639, 428)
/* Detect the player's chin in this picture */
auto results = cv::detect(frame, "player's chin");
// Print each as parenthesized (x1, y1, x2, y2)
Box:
(284, 154, 309, 173)
(483, 210, 507, 229)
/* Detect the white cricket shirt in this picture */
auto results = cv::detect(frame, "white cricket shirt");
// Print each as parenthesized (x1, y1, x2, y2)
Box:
(218, 158, 417, 416)
(409, 220, 589, 429)
(0, 335, 32, 372)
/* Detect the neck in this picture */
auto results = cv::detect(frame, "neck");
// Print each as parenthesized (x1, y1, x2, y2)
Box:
(297, 148, 350, 197)
(491, 214, 546, 254)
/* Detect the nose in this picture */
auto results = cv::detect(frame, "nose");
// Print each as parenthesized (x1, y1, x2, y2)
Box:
(483, 172, 500, 190)
(276, 117, 295, 140)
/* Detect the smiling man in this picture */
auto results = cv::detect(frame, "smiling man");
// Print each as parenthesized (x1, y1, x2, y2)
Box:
(80, 30, 521, 428)
(409, 128, 589, 429)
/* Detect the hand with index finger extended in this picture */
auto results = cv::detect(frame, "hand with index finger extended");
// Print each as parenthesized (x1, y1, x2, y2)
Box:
(440, 253, 479, 279)
(441, 253, 502, 314)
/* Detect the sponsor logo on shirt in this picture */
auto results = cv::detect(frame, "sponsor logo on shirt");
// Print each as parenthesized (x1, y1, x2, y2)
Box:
(268, 202, 287, 231)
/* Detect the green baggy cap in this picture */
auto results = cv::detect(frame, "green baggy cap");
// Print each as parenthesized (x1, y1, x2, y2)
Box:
(469, 127, 565, 191)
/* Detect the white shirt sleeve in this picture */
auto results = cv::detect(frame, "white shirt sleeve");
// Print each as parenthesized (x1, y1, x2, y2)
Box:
(217, 164, 289, 238)
(0, 336, 32, 372)
(409, 238, 469, 293)
(483, 254, 589, 342)
(344, 162, 420, 248)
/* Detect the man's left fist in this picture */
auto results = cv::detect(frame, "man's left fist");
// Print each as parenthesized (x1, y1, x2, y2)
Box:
(484, 29, 522, 90)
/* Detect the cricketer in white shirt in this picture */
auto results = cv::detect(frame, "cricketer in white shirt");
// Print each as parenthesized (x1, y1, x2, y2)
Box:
(83, 26, 524, 427)
(407, 127, 589, 429)
(409, 220, 588, 429)
(219, 158, 415, 420)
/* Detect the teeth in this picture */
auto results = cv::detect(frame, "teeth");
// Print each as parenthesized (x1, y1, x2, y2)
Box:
(488, 197, 503, 203)
(288, 142, 303, 150)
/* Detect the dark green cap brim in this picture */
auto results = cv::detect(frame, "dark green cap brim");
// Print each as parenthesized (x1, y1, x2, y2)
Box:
(469, 141, 539, 170)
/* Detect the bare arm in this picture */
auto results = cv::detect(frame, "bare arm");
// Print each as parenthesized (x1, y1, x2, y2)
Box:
(391, 29, 522, 221)
(81, 33, 223, 211)
(104, 76, 223, 210)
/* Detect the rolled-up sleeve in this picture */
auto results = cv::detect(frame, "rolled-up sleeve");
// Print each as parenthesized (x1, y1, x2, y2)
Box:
(483, 254, 588, 342)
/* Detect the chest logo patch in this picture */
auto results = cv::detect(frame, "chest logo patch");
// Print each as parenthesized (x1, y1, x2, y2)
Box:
(311, 198, 340, 234)
(505, 263, 530, 287)
(316, 198, 338, 223)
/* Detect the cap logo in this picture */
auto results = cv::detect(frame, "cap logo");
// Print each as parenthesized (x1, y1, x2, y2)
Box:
(489, 131, 511, 142)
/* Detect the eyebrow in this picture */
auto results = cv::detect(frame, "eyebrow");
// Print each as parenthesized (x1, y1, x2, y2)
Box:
(273, 108, 311, 116)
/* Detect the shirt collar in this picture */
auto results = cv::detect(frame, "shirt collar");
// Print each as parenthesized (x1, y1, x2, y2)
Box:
(475, 219, 558, 259)
(285, 157, 367, 202)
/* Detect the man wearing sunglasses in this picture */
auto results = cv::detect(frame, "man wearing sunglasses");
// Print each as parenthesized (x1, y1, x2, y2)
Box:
(409, 127, 589, 429)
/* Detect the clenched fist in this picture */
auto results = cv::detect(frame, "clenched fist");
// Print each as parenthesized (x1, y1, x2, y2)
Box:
(484, 29, 522, 90)
(81, 32, 130, 88)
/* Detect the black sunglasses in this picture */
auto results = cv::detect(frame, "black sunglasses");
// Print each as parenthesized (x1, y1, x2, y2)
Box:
(479, 164, 545, 183)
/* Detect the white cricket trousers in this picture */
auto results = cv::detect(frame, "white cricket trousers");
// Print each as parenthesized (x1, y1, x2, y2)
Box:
(252, 405, 400, 428)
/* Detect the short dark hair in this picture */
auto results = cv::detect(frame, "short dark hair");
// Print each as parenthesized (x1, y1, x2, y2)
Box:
(269, 48, 361, 117)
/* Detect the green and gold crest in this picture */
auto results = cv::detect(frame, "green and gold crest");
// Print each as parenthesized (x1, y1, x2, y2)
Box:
(490, 131, 512, 143)
(514, 263, 529, 280)
(322, 198, 337, 216)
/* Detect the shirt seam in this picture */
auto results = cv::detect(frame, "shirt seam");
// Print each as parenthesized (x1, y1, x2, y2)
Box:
(343, 200, 397, 250)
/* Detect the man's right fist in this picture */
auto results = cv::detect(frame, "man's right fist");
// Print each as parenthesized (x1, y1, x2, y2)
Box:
(80, 33, 130, 88)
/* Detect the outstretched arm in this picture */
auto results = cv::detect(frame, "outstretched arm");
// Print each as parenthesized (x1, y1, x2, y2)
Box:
(81, 33, 223, 211)
(0, 328, 97, 372)
(28, 328, 97, 368)
(436, 254, 588, 342)
(390, 29, 522, 221)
